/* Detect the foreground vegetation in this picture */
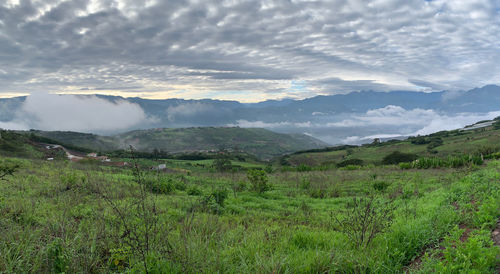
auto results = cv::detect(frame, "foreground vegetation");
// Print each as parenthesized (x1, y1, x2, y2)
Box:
(0, 154, 498, 273)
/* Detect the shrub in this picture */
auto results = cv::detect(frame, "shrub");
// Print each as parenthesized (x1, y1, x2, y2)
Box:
(187, 186, 203, 196)
(60, 172, 85, 191)
(108, 247, 131, 271)
(212, 157, 232, 172)
(493, 120, 500, 129)
(264, 164, 274, 174)
(426, 137, 444, 150)
(211, 188, 228, 207)
(145, 177, 174, 194)
(0, 159, 20, 181)
(174, 181, 186, 191)
(382, 151, 418, 165)
(296, 164, 312, 172)
(399, 162, 413, 169)
(247, 169, 271, 193)
(373, 181, 390, 192)
(196, 188, 228, 214)
(334, 196, 394, 248)
(231, 181, 247, 194)
(410, 136, 430, 145)
(337, 159, 363, 167)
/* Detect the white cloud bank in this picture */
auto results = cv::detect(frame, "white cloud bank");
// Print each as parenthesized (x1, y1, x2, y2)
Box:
(230, 105, 500, 144)
(0, 93, 150, 133)
(341, 105, 500, 143)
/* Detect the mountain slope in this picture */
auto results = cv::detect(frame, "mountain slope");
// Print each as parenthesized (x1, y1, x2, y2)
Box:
(32, 127, 328, 159)
(284, 118, 500, 166)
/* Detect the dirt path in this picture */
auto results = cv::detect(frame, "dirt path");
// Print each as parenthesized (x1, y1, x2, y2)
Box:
(46, 144, 84, 161)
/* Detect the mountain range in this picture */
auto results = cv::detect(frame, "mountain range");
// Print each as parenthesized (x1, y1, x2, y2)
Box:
(1, 85, 500, 145)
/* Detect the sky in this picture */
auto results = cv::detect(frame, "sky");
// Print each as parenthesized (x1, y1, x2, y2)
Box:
(0, 0, 499, 102)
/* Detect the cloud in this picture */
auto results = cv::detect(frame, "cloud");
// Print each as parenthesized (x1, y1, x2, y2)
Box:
(0, 0, 498, 100)
(166, 102, 216, 121)
(230, 105, 500, 144)
(0, 93, 150, 133)
(338, 106, 500, 143)
(229, 120, 312, 128)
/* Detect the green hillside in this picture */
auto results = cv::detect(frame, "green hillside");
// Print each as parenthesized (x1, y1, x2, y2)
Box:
(0, 130, 45, 158)
(31, 127, 328, 159)
(30, 130, 118, 152)
(284, 119, 500, 167)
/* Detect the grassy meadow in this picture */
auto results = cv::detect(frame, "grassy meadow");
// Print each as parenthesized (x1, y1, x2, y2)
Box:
(1, 123, 500, 273)
(1, 153, 499, 273)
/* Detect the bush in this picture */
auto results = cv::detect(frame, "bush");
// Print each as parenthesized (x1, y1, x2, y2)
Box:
(296, 164, 312, 172)
(382, 151, 418, 165)
(60, 172, 85, 191)
(247, 169, 271, 193)
(0, 159, 20, 181)
(145, 177, 174, 194)
(409, 136, 430, 145)
(337, 159, 364, 167)
(399, 162, 413, 169)
(493, 120, 500, 129)
(427, 137, 444, 150)
(187, 186, 203, 196)
(264, 164, 274, 174)
(211, 188, 228, 207)
(373, 181, 390, 192)
(196, 188, 228, 214)
(334, 196, 394, 248)
(212, 157, 232, 172)
(174, 181, 186, 191)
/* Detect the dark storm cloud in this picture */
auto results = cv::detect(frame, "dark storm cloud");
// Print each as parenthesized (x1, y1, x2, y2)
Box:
(0, 0, 499, 99)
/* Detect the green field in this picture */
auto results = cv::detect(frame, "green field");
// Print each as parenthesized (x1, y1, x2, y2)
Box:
(0, 123, 499, 273)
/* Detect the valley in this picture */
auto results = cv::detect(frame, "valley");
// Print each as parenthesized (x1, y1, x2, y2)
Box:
(0, 118, 499, 273)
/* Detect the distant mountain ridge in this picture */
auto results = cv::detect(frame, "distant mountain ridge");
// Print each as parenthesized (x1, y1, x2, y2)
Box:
(2, 85, 500, 125)
(1, 85, 500, 145)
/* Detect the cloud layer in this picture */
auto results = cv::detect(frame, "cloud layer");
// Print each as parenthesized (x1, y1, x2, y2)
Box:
(0, 0, 499, 101)
(230, 105, 500, 144)
(0, 93, 149, 133)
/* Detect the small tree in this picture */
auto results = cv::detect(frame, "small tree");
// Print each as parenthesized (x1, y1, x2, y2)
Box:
(95, 147, 168, 273)
(247, 169, 270, 193)
(334, 196, 394, 248)
(212, 157, 232, 172)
